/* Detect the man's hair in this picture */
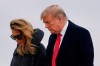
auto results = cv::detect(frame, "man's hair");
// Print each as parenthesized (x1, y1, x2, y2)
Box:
(10, 19, 37, 56)
(41, 5, 67, 20)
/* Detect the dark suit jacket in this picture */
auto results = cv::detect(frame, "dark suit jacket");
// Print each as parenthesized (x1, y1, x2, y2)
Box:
(46, 20, 94, 66)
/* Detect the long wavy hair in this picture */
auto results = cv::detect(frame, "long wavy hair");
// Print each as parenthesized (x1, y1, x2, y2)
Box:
(10, 19, 37, 56)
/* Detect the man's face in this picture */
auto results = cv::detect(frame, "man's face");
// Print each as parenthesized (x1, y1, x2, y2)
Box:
(43, 15, 61, 34)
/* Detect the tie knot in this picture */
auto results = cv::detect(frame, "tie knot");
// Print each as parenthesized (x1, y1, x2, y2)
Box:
(57, 33, 62, 37)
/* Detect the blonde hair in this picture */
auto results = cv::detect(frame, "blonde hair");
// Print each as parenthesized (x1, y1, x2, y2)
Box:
(10, 19, 37, 56)
(41, 5, 67, 20)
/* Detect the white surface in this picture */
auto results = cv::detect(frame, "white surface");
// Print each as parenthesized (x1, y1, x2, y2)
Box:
(0, 0, 100, 66)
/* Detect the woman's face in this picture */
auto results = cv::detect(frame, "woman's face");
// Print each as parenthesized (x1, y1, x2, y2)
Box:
(11, 29, 25, 45)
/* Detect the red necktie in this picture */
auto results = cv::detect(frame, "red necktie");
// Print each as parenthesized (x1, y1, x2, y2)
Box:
(52, 34, 62, 66)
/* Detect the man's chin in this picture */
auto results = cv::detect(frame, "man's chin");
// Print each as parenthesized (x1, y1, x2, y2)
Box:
(50, 31, 53, 34)
(17, 42, 21, 45)
(50, 31, 56, 34)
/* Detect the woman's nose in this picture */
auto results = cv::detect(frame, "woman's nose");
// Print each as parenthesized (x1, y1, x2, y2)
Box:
(15, 39, 19, 42)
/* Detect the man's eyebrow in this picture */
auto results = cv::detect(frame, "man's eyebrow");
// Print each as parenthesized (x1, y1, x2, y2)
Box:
(43, 20, 48, 23)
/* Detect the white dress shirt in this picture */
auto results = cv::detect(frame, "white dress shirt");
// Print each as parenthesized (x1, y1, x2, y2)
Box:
(60, 20, 69, 47)
(54, 20, 69, 50)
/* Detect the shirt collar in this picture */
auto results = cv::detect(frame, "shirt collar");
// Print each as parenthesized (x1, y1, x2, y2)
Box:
(60, 20, 69, 36)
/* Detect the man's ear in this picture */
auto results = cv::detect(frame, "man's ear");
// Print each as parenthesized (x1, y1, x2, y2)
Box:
(58, 16, 63, 23)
